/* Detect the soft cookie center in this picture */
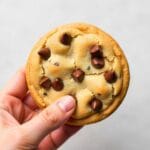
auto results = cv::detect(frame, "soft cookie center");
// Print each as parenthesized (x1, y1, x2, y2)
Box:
(37, 29, 122, 120)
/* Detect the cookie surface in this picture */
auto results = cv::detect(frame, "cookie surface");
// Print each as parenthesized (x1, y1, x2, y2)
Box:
(26, 23, 130, 126)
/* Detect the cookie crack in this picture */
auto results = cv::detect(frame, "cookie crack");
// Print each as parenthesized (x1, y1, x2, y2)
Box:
(47, 29, 58, 39)
(112, 84, 115, 98)
(85, 71, 105, 76)
(104, 56, 115, 63)
(41, 64, 45, 75)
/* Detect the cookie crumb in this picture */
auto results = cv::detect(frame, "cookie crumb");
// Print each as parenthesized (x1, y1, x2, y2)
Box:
(54, 62, 59, 66)
(43, 92, 47, 96)
(87, 66, 91, 70)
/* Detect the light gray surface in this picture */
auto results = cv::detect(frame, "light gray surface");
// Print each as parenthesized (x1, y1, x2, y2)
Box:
(0, 0, 149, 150)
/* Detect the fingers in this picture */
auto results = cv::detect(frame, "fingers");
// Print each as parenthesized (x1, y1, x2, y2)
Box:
(38, 126, 82, 149)
(50, 125, 82, 147)
(21, 96, 76, 145)
(23, 93, 38, 110)
(2, 68, 28, 99)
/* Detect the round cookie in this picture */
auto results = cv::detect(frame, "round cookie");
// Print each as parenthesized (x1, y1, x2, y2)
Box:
(26, 23, 130, 126)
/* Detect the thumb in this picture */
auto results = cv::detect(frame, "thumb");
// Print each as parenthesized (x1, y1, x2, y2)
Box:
(21, 96, 75, 144)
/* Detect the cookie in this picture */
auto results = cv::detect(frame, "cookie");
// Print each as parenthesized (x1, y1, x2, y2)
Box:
(26, 23, 130, 126)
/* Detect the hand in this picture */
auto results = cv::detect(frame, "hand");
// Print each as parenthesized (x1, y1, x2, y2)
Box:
(0, 68, 81, 150)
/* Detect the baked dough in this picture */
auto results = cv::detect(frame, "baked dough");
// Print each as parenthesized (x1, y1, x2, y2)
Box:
(26, 23, 130, 126)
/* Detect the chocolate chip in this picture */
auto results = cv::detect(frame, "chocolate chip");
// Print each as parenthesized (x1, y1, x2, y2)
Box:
(60, 33, 72, 45)
(90, 45, 103, 58)
(39, 76, 51, 90)
(52, 78, 64, 91)
(104, 70, 117, 83)
(38, 48, 51, 60)
(91, 57, 105, 69)
(90, 98, 103, 112)
(71, 68, 85, 82)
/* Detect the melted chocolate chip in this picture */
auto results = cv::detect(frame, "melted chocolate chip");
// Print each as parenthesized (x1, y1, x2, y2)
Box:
(90, 45, 103, 58)
(39, 76, 51, 90)
(104, 70, 117, 83)
(38, 48, 51, 60)
(91, 57, 105, 69)
(52, 78, 64, 91)
(71, 68, 85, 82)
(90, 98, 103, 112)
(60, 33, 72, 45)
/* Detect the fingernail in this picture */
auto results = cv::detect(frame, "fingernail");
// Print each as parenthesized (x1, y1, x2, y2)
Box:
(58, 96, 75, 112)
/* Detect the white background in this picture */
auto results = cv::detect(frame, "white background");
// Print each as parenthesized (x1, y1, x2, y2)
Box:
(0, 0, 150, 150)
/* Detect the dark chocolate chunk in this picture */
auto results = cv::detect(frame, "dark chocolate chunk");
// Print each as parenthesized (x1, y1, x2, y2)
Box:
(71, 68, 85, 82)
(90, 45, 103, 58)
(39, 76, 51, 90)
(90, 98, 103, 112)
(60, 33, 72, 45)
(52, 78, 64, 91)
(38, 48, 51, 60)
(91, 57, 105, 69)
(104, 70, 117, 83)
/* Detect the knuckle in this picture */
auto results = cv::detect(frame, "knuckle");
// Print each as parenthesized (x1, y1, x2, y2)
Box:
(40, 108, 59, 125)
(0, 94, 21, 107)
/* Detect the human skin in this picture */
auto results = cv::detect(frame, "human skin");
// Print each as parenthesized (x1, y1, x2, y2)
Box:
(0, 68, 81, 150)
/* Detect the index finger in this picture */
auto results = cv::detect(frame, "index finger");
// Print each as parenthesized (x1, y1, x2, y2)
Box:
(1, 67, 28, 99)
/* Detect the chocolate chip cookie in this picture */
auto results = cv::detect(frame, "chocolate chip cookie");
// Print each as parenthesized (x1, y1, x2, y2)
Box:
(26, 23, 130, 126)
